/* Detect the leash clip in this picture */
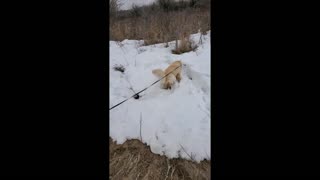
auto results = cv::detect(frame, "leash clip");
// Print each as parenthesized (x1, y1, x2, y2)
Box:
(133, 94, 140, 99)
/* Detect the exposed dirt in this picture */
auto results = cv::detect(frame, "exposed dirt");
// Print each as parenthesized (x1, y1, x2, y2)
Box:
(109, 137, 211, 180)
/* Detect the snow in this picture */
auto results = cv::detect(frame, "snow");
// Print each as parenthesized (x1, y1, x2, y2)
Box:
(119, 0, 186, 10)
(110, 31, 211, 162)
(119, 0, 156, 10)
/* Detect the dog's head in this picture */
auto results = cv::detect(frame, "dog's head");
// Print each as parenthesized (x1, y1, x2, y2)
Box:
(164, 74, 176, 90)
(164, 81, 173, 90)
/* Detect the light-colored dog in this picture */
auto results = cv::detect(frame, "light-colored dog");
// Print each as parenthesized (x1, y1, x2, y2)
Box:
(152, 60, 182, 89)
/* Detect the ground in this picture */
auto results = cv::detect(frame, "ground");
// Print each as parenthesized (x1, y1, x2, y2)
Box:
(110, 31, 211, 162)
(109, 138, 211, 180)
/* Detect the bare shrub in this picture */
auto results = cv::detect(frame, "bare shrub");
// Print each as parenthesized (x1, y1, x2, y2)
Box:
(130, 4, 141, 17)
(113, 64, 125, 73)
(157, 0, 175, 11)
(189, 0, 200, 8)
(109, 0, 211, 47)
(172, 33, 198, 54)
(109, 0, 122, 17)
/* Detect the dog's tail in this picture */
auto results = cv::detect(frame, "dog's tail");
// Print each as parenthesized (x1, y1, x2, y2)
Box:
(152, 69, 165, 78)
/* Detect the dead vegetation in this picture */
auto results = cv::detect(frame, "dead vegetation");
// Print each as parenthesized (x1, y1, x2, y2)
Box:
(172, 32, 198, 54)
(109, 0, 210, 53)
(112, 64, 125, 73)
(109, 137, 211, 180)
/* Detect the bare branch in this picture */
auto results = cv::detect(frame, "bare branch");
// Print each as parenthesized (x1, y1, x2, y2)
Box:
(179, 144, 194, 161)
(140, 112, 143, 142)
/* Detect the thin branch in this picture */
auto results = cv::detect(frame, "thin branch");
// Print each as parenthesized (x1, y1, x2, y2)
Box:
(198, 32, 203, 45)
(164, 159, 171, 180)
(179, 144, 194, 160)
(170, 166, 175, 179)
(119, 43, 129, 66)
(140, 112, 143, 142)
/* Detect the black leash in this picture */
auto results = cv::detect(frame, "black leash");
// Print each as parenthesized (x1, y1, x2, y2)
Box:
(109, 65, 182, 110)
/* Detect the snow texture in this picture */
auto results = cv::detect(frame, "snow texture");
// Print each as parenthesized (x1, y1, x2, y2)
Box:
(110, 31, 211, 162)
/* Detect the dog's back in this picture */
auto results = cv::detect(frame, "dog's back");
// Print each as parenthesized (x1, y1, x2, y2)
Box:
(164, 60, 182, 76)
(152, 60, 182, 89)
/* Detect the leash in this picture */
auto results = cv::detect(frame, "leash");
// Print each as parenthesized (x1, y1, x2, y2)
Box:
(109, 64, 182, 110)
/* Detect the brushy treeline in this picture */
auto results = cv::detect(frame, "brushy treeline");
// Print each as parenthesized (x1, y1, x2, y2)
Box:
(109, 0, 211, 54)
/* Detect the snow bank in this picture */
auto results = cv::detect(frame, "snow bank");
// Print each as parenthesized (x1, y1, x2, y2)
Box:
(110, 31, 211, 162)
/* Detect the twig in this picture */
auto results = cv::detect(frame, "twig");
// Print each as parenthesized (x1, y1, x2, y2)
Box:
(124, 75, 137, 94)
(135, 172, 141, 180)
(177, 149, 182, 158)
(170, 166, 175, 180)
(164, 159, 171, 180)
(134, 44, 139, 67)
(179, 144, 194, 161)
(198, 33, 203, 45)
(205, 151, 209, 160)
(119, 43, 129, 66)
(140, 112, 142, 142)
(190, 152, 196, 161)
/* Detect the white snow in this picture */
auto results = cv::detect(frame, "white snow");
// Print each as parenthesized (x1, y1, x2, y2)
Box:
(119, 0, 156, 10)
(110, 31, 211, 162)
(119, 0, 188, 10)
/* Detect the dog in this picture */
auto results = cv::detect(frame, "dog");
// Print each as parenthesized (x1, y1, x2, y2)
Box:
(152, 60, 182, 89)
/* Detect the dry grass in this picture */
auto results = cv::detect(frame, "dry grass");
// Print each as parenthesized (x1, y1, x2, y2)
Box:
(172, 34, 198, 54)
(109, 0, 210, 52)
(109, 137, 211, 180)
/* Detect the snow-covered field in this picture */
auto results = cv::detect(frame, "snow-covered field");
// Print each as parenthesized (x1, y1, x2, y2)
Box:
(110, 31, 211, 162)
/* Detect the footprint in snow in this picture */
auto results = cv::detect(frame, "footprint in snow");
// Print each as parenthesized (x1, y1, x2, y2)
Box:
(183, 64, 209, 95)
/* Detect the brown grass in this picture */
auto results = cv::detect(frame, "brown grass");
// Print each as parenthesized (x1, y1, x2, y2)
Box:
(172, 33, 198, 54)
(109, 1, 210, 51)
(109, 137, 211, 180)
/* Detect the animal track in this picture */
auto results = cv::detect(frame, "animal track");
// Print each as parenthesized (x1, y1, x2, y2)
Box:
(183, 64, 210, 95)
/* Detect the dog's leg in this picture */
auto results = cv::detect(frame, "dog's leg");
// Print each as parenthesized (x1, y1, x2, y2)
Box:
(176, 73, 182, 82)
